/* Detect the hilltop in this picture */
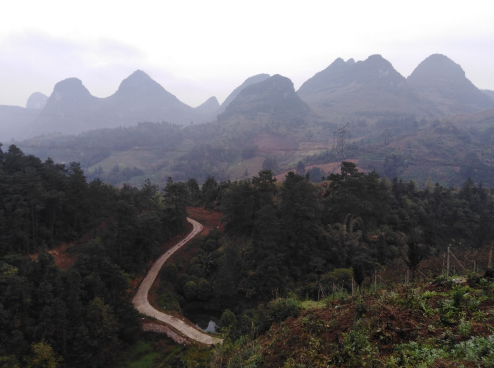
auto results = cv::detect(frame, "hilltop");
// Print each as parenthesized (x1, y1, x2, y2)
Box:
(297, 55, 437, 120)
(408, 54, 494, 116)
(28, 70, 213, 137)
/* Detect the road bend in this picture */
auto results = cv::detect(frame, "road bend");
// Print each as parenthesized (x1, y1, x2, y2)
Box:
(133, 217, 223, 345)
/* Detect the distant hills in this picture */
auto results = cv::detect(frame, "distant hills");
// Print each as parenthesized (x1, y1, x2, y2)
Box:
(407, 54, 494, 115)
(26, 92, 48, 109)
(216, 73, 270, 115)
(297, 55, 434, 119)
(6, 53, 494, 188)
(0, 106, 40, 142)
(482, 89, 494, 101)
(218, 74, 312, 125)
(2, 54, 494, 142)
(297, 54, 494, 120)
(28, 70, 216, 137)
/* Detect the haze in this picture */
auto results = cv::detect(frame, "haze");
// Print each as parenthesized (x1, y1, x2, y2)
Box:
(1, 0, 494, 107)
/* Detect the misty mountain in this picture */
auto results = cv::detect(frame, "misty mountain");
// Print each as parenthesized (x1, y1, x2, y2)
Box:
(195, 96, 220, 115)
(218, 74, 312, 126)
(297, 55, 437, 120)
(216, 73, 271, 115)
(0, 106, 40, 142)
(482, 89, 494, 101)
(407, 54, 494, 115)
(26, 92, 48, 109)
(27, 70, 214, 138)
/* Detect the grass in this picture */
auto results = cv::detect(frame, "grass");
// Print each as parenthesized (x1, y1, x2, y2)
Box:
(118, 332, 185, 368)
(119, 340, 160, 368)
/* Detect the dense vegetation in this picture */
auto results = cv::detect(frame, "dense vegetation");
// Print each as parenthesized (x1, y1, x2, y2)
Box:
(0, 143, 188, 367)
(210, 269, 494, 367)
(2, 140, 494, 367)
(151, 163, 494, 365)
(180, 163, 494, 307)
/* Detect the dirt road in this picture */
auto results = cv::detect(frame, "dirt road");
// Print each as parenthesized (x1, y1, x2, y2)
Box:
(133, 218, 223, 345)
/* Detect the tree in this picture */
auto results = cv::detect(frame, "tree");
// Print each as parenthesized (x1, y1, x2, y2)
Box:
(183, 281, 198, 300)
(279, 172, 321, 273)
(197, 279, 212, 300)
(306, 166, 326, 183)
(24, 341, 62, 368)
(262, 157, 279, 173)
(186, 178, 201, 203)
(220, 309, 237, 332)
(295, 161, 306, 175)
(201, 176, 219, 208)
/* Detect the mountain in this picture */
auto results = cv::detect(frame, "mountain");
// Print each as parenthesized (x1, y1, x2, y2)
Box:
(195, 96, 220, 115)
(0, 92, 47, 142)
(0, 106, 40, 142)
(218, 74, 312, 125)
(297, 55, 436, 120)
(216, 73, 270, 115)
(482, 89, 494, 101)
(407, 54, 494, 115)
(26, 92, 48, 109)
(104, 70, 201, 123)
(27, 71, 213, 137)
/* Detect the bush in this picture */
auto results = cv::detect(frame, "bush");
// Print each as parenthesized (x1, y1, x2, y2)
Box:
(183, 281, 198, 300)
(204, 239, 219, 252)
(188, 265, 205, 278)
(220, 309, 237, 331)
(162, 263, 177, 281)
(267, 297, 301, 324)
(197, 279, 212, 300)
(175, 274, 193, 294)
(156, 291, 181, 312)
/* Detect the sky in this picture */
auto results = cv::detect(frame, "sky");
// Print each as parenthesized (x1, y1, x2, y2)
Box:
(1, 0, 494, 108)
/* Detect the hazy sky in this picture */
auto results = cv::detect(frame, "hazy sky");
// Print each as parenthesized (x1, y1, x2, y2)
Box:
(1, 0, 493, 108)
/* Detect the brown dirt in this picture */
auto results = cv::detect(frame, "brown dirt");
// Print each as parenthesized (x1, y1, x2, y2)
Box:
(186, 206, 224, 236)
(259, 279, 494, 368)
(30, 242, 78, 270)
(255, 244, 494, 367)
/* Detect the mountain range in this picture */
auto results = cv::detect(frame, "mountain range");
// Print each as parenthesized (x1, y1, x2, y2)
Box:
(2, 54, 493, 143)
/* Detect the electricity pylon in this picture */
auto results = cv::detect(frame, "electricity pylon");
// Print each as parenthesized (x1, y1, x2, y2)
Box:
(332, 123, 350, 173)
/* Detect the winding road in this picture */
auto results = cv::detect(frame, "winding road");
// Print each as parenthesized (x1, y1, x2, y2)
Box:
(133, 217, 223, 345)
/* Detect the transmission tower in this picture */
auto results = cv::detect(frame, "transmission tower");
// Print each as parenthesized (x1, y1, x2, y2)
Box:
(332, 122, 351, 173)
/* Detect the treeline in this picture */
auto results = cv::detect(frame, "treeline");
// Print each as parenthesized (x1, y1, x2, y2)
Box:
(18, 121, 183, 168)
(0, 144, 189, 367)
(170, 163, 494, 318)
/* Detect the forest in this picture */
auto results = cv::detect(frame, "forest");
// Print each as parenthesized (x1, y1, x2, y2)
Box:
(2, 143, 494, 367)
(166, 162, 494, 313)
(0, 143, 188, 367)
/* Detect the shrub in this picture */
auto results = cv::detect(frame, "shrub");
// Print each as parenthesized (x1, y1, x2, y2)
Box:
(220, 309, 237, 331)
(183, 281, 198, 300)
(162, 263, 177, 281)
(197, 279, 212, 300)
(204, 239, 219, 252)
(188, 265, 205, 278)
(267, 297, 301, 324)
(156, 291, 181, 312)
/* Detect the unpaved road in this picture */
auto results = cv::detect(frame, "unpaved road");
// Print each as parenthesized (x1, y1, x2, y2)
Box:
(133, 218, 223, 345)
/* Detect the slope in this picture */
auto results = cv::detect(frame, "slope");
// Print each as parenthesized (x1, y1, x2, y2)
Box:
(408, 54, 494, 116)
(298, 55, 437, 121)
(27, 71, 212, 138)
